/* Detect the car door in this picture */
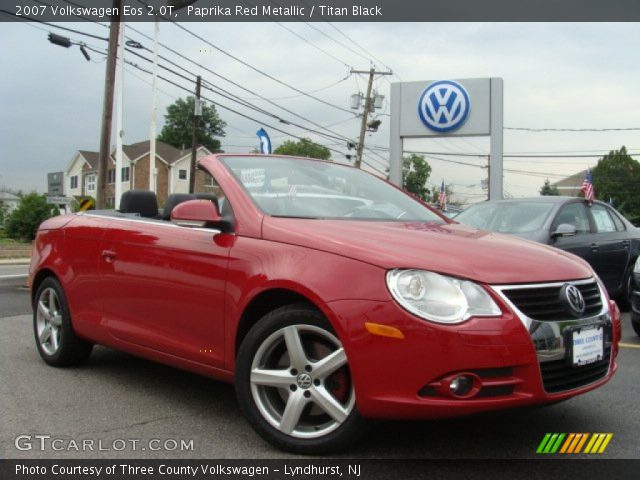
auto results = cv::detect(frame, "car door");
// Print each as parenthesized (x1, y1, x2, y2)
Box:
(97, 214, 231, 367)
(62, 214, 109, 332)
(586, 203, 630, 293)
(550, 202, 596, 269)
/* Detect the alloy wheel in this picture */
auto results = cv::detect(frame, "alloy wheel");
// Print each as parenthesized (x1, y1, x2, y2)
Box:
(35, 287, 63, 356)
(249, 324, 355, 439)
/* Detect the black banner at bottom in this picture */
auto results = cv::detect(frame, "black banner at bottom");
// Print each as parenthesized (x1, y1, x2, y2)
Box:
(2, 459, 639, 480)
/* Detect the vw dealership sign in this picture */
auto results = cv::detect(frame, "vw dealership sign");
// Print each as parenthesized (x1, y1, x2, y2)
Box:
(418, 80, 471, 133)
(389, 77, 503, 199)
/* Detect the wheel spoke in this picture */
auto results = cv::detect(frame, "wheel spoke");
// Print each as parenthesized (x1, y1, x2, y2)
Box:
(279, 391, 307, 434)
(39, 325, 51, 344)
(48, 289, 56, 311)
(283, 326, 307, 369)
(38, 301, 52, 322)
(50, 326, 59, 351)
(311, 386, 349, 424)
(251, 368, 293, 388)
(313, 348, 347, 378)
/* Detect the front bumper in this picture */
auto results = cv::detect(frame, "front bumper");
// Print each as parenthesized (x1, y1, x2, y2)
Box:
(328, 287, 620, 420)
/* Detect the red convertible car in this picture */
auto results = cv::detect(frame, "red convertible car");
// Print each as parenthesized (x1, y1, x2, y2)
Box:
(29, 154, 620, 453)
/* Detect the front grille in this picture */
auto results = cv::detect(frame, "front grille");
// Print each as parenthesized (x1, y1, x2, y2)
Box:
(502, 280, 603, 321)
(540, 346, 611, 393)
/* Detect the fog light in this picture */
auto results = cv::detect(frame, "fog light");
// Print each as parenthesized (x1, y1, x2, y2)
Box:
(449, 375, 473, 397)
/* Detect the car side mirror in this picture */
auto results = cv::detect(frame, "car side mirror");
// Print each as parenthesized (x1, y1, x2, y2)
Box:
(170, 199, 232, 232)
(551, 223, 577, 238)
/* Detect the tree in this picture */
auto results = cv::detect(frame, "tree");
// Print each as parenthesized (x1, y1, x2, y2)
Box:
(540, 179, 560, 196)
(592, 146, 640, 222)
(5, 193, 59, 241)
(274, 138, 331, 160)
(402, 154, 432, 201)
(158, 96, 226, 152)
(0, 200, 8, 226)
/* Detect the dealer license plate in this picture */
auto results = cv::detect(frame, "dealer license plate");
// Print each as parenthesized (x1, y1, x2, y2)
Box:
(572, 326, 604, 366)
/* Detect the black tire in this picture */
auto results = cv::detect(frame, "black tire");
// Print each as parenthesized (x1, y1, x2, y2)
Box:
(33, 276, 93, 367)
(632, 313, 640, 337)
(616, 267, 633, 312)
(235, 304, 367, 454)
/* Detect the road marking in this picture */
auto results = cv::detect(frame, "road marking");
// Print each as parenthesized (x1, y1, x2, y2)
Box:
(619, 342, 640, 349)
(0, 274, 28, 279)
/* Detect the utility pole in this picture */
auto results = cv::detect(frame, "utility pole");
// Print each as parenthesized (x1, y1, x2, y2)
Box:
(114, 20, 125, 210)
(97, 0, 121, 209)
(149, 18, 159, 193)
(189, 75, 201, 194)
(351, 68, 393, 169)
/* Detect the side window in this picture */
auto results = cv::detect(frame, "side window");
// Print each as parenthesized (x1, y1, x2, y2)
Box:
(609, 209, 626, 231)
(590, 204, 616, 233)
(554, 203, 590, 234)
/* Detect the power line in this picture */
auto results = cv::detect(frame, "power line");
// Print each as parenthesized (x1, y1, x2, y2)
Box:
(135, 0, 355, 116)
(326, 22, 399, 79)
(506, 126, 640, 132)
(0, 8, 108, 41)
(120, 25, 358, 145)
(122, 45, 356, 146)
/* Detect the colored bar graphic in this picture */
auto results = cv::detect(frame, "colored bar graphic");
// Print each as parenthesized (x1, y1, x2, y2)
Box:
(537, 433, 613, 454)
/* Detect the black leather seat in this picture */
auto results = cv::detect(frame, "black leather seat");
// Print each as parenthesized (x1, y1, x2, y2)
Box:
(162, 193, 196, 220)
(119, 190, 159, 218)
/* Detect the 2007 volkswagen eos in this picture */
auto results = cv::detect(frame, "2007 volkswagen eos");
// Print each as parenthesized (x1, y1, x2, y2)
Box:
(30, 154, 620, 453)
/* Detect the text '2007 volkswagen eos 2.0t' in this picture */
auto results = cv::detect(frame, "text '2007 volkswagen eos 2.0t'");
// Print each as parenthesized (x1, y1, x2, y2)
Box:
(29, 155, 620, 453)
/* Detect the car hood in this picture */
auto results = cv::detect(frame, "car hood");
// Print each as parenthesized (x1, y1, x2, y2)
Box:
(262, 218, 593, 285)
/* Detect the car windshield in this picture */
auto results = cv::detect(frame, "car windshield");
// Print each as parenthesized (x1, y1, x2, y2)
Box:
(455, 201, 556, 233)
(221, 156, 444, 223)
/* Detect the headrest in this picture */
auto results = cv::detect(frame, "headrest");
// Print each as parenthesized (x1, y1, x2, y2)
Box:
(162, 193, 196, 220)
(119, 190, 159, 218)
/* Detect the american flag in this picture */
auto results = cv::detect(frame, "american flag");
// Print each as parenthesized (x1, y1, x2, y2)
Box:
(438, 180, 447, 210)
(581, 170, 595, 204)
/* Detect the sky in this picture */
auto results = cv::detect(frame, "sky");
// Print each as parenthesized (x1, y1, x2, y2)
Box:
(1, 21, 639, 204)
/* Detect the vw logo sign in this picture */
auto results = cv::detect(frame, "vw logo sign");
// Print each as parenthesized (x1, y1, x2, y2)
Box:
(418, 80, 471, 133)
(560, 284, 586, 318)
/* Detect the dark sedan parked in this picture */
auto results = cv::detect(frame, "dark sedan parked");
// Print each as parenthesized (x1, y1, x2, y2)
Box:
(455, 197, 639, 309)
(632, 257, 640, 335)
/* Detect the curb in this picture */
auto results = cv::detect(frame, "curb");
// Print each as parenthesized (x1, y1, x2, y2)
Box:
(0, 258, 31, 265)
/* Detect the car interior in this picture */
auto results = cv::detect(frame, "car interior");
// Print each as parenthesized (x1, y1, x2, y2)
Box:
(89, 190, 230, 225)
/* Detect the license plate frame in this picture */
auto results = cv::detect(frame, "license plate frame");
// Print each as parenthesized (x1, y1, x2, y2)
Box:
(569, 325, 604, 367)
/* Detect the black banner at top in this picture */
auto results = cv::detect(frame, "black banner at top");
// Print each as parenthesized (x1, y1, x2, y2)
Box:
(2, 0, 640, 22)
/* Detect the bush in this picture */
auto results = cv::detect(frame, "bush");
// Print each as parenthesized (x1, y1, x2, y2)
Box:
(5, 193, 59, 241)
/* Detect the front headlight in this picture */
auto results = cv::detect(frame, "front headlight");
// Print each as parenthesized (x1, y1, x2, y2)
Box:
(386, 269, 501, 324)
(634, 256, 640, 274)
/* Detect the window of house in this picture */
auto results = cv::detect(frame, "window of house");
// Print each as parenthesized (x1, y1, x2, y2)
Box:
(70, 175, 78, 189)
(86, 174, 96, 192)
(204, 172, 217, 187)
(179, 169, 188, 180)
(121, 167, 130, 182)
(107, 169, 116, 184)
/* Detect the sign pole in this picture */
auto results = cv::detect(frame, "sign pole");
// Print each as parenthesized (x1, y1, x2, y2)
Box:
(488, 78, 504, 200)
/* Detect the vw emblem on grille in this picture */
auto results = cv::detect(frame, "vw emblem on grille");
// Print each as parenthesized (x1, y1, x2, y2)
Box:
(418, 80, 471, 133)
(296, 373, 312, 389)
(560, 284, 586, 318)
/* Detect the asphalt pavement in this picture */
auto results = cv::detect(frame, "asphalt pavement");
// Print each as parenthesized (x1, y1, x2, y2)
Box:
(1, 267, 638, 459)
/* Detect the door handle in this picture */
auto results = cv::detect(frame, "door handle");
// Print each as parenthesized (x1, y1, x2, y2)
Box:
(101, 249, 117, 262)
(590, 243, 599, 253)
(622, 240, 630, 249)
